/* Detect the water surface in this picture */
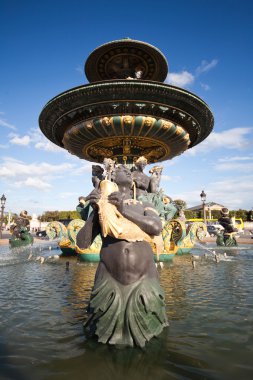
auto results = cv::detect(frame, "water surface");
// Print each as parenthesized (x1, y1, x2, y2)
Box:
(0, 243, 253, 380)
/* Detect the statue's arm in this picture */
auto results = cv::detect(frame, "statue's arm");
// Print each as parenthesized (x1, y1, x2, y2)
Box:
(132, 174, 150, 190)
(76, 189, 102, 248)
(109, 193, 162, 235)
(122, 205, 162, 235)
(76, 201, 91, 221)
(76, 210, 101, 248)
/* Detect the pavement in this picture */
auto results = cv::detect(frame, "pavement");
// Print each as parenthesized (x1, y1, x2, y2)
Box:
(1, 231, 253, 246)
(202, 235, 253, 244)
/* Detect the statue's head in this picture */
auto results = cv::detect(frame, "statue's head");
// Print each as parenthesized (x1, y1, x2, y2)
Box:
(92, 165, 104, 177)
(149, 165, 163, 175)
(162, 196, 171, 204)
(20, 210, 28, 217)
(103, 158, 115, 170)
(112, 165, 132, 187)
(221, 207, 229, 216)
(78, 196, 86, 204)
(135, 156, 147, 171)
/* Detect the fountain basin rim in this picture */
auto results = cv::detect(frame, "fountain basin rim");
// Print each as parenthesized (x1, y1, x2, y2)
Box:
(40, 79, 212, 113)
(39, 80, 214, 159)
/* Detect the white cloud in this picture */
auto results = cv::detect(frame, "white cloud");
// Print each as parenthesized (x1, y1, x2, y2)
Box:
(215, 161, 253, 172)
(166, 71, 194, 87)
(196, 59, 218, 75)
(218, 156, 253, 162)
(187, 127, 252, 155)
(0, 157, 74, 191)
(35, 141, 63, 152)
(15, 177, 52, 190)
(200, 83, 210, 91)
(207, 176, 253, 209)
(0, 143, 8, 149)
(172, 175, 253, 210)
(9, 134, 31, 146)
(7, 127, 63, 152)
(161, 174, 172, 181)
(75, 66, 83, 75)
(72, 162, 94, 175)
(59, 191, 79, 199)
(165, 58, 218, 88)
(0, 158, 73, 178)
(0, 118, 17, 130)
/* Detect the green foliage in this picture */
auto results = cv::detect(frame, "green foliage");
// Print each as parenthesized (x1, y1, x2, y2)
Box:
(208, 210, 221, 219)
(246, 210, 253, 221)
(184, 210, 197, 219)
(39, 210, 80, 222)
(173, 199, 187, 210)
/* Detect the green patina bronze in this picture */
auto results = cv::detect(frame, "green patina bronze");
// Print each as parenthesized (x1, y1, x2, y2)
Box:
(9, 229, 34, 248)
(39, 38, 214, 348)
(9, 211, 34, 249)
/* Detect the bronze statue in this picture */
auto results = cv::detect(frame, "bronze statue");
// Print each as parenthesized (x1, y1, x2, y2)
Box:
(131, 156, 150, 198)
(92, 164, 104, 189)
(76, 165, 168, 347)
(149, 165, 163, 193)
(76, 196, 92, 221)
(133, 160, 177, 223)
(103, 158, 115, 181)
(217, 208, 238, 246)
(9, 210, 34, 248)
(12, 210, 30, 239)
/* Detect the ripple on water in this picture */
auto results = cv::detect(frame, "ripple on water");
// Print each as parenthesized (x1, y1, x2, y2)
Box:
(1, 245, 253, 379)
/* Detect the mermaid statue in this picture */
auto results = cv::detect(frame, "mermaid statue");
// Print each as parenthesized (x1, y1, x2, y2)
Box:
(216, 207, 238, 246)
(76, 164, 168, 347)
(9, 210, 34, 248)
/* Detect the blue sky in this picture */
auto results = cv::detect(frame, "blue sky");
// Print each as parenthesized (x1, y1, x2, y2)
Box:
(1, 0, 253, 216)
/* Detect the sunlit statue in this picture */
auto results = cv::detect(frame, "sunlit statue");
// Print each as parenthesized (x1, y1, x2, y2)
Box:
(149, 165, 163, 193)
(134, 161, 178, 223)
(131, 156, 150, 198)
(76, 165, 168, 347)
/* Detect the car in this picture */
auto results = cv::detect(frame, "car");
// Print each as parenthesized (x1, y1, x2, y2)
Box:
(36, 230, 47, 237)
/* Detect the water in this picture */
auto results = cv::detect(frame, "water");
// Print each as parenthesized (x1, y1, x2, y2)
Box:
(1, 243, 253, 380)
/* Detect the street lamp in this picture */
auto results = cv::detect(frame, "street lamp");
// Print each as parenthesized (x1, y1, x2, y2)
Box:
(200, 190, 207, 224)
(0, 194, 7, 239)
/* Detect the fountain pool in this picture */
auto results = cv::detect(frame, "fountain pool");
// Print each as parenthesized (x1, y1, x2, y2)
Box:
(1, 243, 253, 380)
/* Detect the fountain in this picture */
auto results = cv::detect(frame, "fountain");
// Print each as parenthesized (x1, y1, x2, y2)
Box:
(39, 38, 214, 347)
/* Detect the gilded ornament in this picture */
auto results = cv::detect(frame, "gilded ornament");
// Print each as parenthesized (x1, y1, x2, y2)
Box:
(161, 121, 174, 130)
(175, 126, 184, 135)
(123, 138, 131, 154)
(101, 117, 112, 127)
(86, 122, 93, 129)
(123, 115, 134, 125)
(144, 117, 156, 126)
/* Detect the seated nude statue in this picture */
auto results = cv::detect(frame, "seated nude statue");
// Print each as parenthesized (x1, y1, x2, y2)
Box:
(131, 156, 150, 198)
(76, 164, 168, 347)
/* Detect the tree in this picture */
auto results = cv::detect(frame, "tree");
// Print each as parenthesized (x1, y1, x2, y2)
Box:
(38, 210, 80, 222)
(173, 199, 187, 210)
(184, 210, 197, 219)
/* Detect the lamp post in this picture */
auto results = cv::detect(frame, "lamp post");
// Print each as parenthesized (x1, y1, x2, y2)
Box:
(200, 190, 207, 224)
(0, 194, 7, 239)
